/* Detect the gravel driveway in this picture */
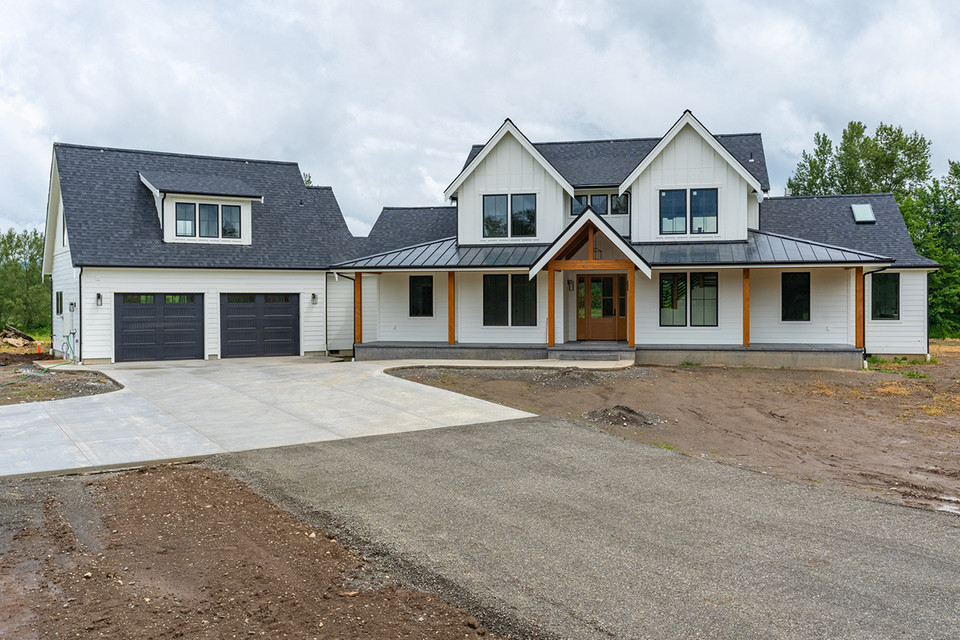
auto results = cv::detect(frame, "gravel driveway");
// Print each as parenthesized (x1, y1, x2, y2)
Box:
(213, 416, 960, 639)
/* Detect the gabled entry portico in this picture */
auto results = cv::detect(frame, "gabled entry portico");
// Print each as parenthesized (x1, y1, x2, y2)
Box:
(529, 209, 652, 347)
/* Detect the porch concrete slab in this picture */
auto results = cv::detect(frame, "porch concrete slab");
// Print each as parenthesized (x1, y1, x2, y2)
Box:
(0, 356, 532, 478)
(371, 358, 634, 370)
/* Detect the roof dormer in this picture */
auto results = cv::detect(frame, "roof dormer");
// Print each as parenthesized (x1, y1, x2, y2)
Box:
(139, 171, 263, 245)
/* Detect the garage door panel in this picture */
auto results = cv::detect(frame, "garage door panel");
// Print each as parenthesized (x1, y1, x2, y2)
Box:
(115, 293, 204, 362)
(220, 293, 299, 358)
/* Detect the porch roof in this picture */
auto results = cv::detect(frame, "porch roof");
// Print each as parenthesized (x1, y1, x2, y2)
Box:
(333, 230, 892, 271)
(633, 230, 892, 267)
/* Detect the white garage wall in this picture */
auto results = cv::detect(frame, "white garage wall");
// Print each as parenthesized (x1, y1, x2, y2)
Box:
(80, 268, 326, 362)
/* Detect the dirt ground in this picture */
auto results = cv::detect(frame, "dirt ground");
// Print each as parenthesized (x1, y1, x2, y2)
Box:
(0, 347, 120, 406)
(0, 465, 500, 639)
(396, 340, 960, 514)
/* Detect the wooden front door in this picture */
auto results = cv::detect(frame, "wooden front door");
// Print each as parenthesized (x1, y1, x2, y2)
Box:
(577, 275, 628, 340)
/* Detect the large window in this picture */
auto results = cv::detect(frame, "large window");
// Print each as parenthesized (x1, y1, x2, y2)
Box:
(409, 275, 433, 317)
(511, 194, 536, 237)
(872, 273, 899, 320)
(782, 272, 811, 321)
(659, 190, 687, 234)
(199, 204, 219, 238)
(690, 272, 719, 326)
(176, 203, 196, 237)
(483, 195, 508, 238)
(659, 188, 718, 235)
(222, 205, 241, 238)
(660, 273, 687, 326)
(483, 274, 537, 326)
(690, 189, 718, 234)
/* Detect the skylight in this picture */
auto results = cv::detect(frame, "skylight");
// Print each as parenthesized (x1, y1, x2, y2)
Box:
(851, 204, 876, 224)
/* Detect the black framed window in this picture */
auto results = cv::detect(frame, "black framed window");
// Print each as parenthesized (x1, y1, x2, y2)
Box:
(590, 194, 608, 216)
(872, 273, 899, 320)
(659, 273, 687, 326)
(511, 274, 537, 326)
(409, 275, 434, 317)
(611, 193, 629, 215)
(510, 194, 536, 237)
(571, 195, 588, 216)
(199, 204, 219, 238)
(175, 203, 196, 237)
(690, 272, 719, 326)
(222, 205, 241, 238)
(483, 195, 508, 238)
(56, 291, 63, 315)
(482, 274, 509, 326)
(782, 272, 811, 321)
(690, 189, 718, 234)
(659, 190, 686, 235)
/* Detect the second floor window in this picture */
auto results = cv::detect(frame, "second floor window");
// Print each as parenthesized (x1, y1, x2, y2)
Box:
(571, 193, 630, 216)
(484, 194, 536, 238)
(176, 203, 196, 236)
(175, 202, 242, 240)
(659, 188, 718, 235)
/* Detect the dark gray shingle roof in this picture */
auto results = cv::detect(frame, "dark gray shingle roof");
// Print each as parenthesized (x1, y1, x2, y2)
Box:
(359, 206, 457, 256)
(55, 143, 357, 269)
(138, 170, 262, 198)
(633, 230, 890, 266)
(462, 133, 769, 191)
(759, 193, 937, 268)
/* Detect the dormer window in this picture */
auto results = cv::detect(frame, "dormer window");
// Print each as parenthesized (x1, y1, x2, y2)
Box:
(174, 202, 242, 240)
(483, 193, 536, 238)
(660, 188, 718, 235)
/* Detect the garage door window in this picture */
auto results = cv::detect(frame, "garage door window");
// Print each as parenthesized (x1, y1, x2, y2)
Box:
(227, 294, 255, 304)
(123, 294, 155, 304)
(165, 295, 195, 304)
(264, 294, 293, 303)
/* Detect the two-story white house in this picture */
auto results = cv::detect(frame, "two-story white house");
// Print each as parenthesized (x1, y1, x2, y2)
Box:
(334, 111, 937, 368)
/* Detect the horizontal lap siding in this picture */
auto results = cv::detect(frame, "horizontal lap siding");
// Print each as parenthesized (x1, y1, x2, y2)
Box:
(80, 268, 326, 361)
(865, 270, 928, 354)
(51, 219, 81, 358)
(750, 268, 852, 345)
(378, 273, 446, 342)
(458, 272, 547, 344)
(325, 273, 354, 350)
(634, 269, 742, 345)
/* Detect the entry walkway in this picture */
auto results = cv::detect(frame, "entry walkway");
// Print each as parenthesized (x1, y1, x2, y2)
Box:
(0, 355, 566, 478)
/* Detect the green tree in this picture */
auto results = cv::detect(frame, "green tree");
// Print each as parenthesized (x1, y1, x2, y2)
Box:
(0, 228, 50, 332)
(787, 121, 932, 201)
(302, 172, 312, 186)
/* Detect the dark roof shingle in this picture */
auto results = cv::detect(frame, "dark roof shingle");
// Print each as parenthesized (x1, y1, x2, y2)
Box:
(359, 206, 457, 256)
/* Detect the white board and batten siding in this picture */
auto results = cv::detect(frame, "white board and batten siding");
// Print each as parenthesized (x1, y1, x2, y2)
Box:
(50, 198, 82, 359)
(749, 268, 853, 345)
(865, 270, 929, 355)
(79, 268, 326, 362)
(634, 269, 743, 345)
(627, 125, 754, 243)
(456, 133, 567, 245)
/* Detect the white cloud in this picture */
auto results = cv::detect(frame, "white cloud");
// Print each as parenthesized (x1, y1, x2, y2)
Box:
(1, 0, 959, 233)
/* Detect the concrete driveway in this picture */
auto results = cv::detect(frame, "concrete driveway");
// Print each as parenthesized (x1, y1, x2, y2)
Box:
(0, 356, 531, 477)
(216, 417, 960, 640)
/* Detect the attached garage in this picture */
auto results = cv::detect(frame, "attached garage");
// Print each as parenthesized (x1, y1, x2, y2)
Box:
(220, 293, 300, 358)
(114, 293, 204, 362)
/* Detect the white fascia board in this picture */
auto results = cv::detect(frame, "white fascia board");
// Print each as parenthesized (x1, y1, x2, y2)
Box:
(617, 111, 763, 195)
(41, 151, 60, 276)
(443, 119, 575, 200)
(529, 208, 652, 278)
(138, 173, 164, 227)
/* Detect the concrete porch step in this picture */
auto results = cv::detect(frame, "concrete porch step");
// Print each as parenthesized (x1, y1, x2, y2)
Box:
(551, 351, 635, 361)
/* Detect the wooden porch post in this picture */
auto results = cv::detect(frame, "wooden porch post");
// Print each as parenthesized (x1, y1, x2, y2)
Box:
(447, 271, 456, 345)
(742, 268, 750, 347)
(547, 266, 556, 346)
(627, 267, 636, 348)
(588, 226, 595, 260)
(855, 266, 864, 348)
(353, 274, 362, 345)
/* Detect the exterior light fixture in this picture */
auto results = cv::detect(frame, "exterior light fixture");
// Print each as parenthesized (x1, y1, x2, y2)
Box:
(311, 293, 319, 305)
(593, 246, 603, 260)
(567, 280, 574, 291)
(96, 293, 102, 306)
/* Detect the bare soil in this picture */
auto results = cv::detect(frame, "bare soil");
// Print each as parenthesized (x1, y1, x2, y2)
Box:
(396, 340, 960, 514)
(0, 347, 120, 406)
(0, 465, 500, 639)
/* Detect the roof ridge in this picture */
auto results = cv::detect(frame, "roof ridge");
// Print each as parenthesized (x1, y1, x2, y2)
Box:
(381, 205, 456, 211)
(53, 142, 299, 167)
(765, 192, 894, 201)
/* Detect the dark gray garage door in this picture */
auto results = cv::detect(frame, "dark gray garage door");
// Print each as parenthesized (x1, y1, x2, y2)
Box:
(114, 293, 204, 362)
(220, 293, 300, 358)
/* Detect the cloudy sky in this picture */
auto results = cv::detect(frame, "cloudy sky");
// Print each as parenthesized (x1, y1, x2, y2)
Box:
(2, 0, 958, 235)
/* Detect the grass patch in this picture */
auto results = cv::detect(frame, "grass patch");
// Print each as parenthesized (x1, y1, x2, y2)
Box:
(812, 380, 835, 396)
(876, 383, 910, 396)
(679, 360, 700, 367)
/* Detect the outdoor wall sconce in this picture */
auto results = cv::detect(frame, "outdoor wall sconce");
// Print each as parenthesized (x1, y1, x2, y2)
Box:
(567, 279, 574, 291)
(311, 293, 319, 305)
(593, 246, 603, 260)
(96, 293, 102, 306)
